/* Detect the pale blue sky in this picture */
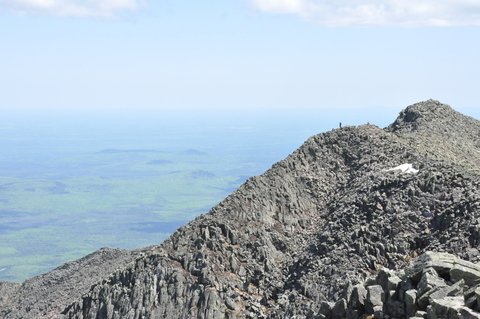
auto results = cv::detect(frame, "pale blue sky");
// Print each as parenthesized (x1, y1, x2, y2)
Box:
(1, 1, 479, 113)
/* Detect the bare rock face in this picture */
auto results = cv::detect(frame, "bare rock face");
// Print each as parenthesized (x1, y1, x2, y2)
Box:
(1, 100, 480, 319)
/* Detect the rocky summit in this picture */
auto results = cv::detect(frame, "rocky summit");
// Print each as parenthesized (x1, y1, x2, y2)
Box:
(1, 100, 480, 319)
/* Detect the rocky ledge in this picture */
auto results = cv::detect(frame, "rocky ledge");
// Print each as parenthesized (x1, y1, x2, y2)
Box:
(328, 251, 480, 318)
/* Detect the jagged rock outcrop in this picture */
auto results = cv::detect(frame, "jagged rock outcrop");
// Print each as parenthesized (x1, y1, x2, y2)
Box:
(340, 251, 480, 318)
(1, 100, 479, 319)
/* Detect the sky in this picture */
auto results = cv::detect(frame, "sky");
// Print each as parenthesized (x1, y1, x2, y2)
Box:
(0, 1, 479, 114)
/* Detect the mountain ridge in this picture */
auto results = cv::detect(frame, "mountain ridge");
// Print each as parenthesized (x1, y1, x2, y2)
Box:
(1, 100, 480, 319)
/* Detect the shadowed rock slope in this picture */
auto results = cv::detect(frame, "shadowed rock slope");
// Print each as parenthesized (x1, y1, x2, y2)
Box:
(1, 100, 480, 319)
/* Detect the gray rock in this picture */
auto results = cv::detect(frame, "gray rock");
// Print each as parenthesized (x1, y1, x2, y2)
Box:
(388, 275, 402, 292)
(319, 301, 333, 317)
(376, 268, 396, 291)
(405, 289, 417, 317)
(346, 309, 359, 319)
(450, 262, 480, 286)
(366, 285, 384, 313)
(424, 279, 465, 308)
(404, 251, 480, 288)
(417, 269, 447, 297)
(428, 296, 465, 319)
(414, 310, 427, 318)
(405, 252, 458, 281)
(459, 307, 480, 319)
(475, 286, 480, 311)
(349, 284, 367, 310)
(373, 305, 384, 318)
(385, 299, 405, 318)
(332, 298, 347, 319)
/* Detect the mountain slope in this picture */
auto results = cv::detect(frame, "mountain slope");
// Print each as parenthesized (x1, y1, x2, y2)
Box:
(0, 248, 145, 319)
(2, 100, 480, 319)
(388, 99, 480, 172)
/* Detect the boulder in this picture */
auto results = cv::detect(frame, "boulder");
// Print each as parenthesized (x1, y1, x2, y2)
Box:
(427, 296, 465, 319)
(405, 289, 417, 317)
(450, 263, 480, 287)
(366, 285, 384, 313)
(349, 284, 367, 310)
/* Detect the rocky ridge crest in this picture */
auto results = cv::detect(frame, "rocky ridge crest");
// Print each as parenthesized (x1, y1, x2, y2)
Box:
(1, 100, 479, 319)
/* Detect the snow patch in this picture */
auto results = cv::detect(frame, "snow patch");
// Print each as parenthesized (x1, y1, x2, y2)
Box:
(386, 163, 419, 174)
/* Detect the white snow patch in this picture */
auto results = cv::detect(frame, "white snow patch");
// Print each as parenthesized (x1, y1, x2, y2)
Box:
(386, 163, 419, 174)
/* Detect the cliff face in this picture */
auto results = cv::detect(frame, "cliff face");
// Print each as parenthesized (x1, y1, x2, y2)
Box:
(2, 100, 480, 319)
